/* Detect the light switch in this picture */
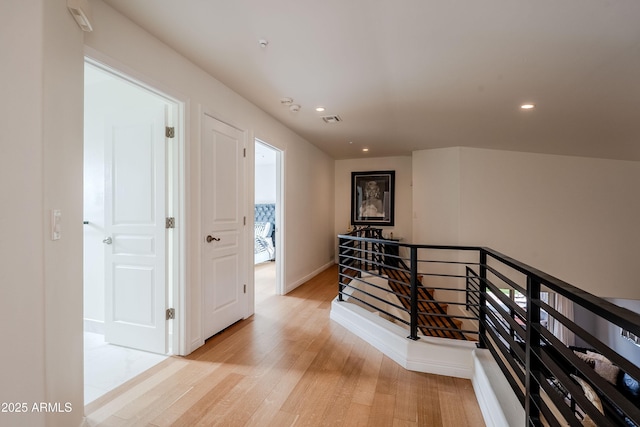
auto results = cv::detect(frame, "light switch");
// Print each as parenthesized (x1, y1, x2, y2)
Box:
(51, 209, 62, 241)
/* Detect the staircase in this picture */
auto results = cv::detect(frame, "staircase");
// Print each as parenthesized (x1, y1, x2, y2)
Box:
(337, 229, 467, 341)
(338, 232, 640, 427)
(382, 267, 467, 340)
(342, 267, 469, 340)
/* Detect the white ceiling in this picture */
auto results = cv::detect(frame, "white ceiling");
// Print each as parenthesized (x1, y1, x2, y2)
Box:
(103, 0, 640, 161)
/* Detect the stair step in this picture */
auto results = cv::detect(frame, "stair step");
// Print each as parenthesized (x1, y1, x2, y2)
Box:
(421, 315, 462, 328)
(382, 266, 467, 341)
(420, 302, 447, 313)
(339, 267, 359, 286)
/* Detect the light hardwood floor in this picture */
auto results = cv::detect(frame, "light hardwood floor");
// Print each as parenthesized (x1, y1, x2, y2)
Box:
(84, 264, 485, 426)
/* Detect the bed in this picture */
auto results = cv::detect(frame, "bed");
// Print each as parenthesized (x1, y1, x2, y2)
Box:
(255, 221, 275, 263)
(254, 203, 276, 264)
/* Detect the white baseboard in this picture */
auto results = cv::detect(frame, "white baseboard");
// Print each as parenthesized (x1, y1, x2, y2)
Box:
(285, 261, 335, 293)
(83, 318, 104, 334)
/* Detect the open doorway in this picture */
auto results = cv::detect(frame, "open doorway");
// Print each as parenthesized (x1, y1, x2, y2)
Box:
(83, 60, 183, 404)
(254, 140, 284, 299)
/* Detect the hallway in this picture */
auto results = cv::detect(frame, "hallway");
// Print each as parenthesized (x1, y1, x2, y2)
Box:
(84, 265, 484, 426)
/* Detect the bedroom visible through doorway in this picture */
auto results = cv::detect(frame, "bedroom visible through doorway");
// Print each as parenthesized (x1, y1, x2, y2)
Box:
(254, 140, 283, 296)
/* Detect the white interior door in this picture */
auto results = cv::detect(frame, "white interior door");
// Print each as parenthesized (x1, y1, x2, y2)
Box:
(202, 114, 247, 339)
(104, 105, 168, 354)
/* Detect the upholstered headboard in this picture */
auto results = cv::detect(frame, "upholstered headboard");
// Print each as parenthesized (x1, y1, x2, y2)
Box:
(255, 203, 275, 245)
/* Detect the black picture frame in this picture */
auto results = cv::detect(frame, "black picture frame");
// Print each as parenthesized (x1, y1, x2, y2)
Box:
(351, 170, 395, 226)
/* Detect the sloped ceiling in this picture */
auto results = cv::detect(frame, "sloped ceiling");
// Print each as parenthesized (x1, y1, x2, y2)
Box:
(103, 0, 640, 161)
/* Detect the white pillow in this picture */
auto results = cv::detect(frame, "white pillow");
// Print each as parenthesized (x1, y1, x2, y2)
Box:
(571, 374, 604, 415)
(594, 359, 620, 385)
(586, 350, 612, 365)
(574, 351, 595, 367)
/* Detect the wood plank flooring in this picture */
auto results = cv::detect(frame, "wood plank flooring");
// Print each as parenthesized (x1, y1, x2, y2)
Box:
(84, 264, 485, 427)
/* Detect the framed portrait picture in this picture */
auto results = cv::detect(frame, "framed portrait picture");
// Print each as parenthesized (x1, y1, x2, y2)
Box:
(351, 170, 395, 226)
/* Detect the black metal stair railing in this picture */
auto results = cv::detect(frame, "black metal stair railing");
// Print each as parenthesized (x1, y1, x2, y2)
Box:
(338, 228, 479, 341)
(336, 230, 640, 427)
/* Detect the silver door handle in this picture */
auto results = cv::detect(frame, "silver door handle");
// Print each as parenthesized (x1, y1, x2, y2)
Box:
(103, 237, 113, 244)
(206, 235, 220, 243)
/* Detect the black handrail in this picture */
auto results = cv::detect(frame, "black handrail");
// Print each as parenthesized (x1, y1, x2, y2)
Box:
(337, 231, 640, 426)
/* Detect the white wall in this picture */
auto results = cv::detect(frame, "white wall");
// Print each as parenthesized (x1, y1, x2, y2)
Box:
(334, 156, 412, 261)
(411, 148, 466, 304)
(412, 149, 461, 245)
(0, 1, 85, 426)
(85, 0, 335, 351)
(413, 147, 640, 300)
(281, 136, 335, 290)
(0, 1, 47, 425)
(43, 1, 85, 423)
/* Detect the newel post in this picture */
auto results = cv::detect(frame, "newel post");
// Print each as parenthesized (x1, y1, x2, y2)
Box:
(525, 275, 542, 425)
(338, 236, 345, 302)
(408, 247, 419, 341)
(477, 249, 487, 348)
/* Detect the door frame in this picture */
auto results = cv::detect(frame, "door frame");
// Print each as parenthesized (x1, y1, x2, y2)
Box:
(254, 139, 285, 296)
(84, 50, 188, 356)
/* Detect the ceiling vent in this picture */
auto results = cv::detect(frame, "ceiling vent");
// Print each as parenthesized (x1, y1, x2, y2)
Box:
(321, 115, 342, 124)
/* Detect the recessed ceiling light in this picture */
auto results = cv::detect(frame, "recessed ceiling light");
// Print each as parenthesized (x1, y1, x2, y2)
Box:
(280, 97, 293, 105)
(521, 103, 535, 110)
(362, 148, 369, 152)
(315, 107, 325, 112)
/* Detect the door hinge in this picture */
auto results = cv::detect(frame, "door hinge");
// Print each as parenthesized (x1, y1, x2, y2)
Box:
(166, 217, 175, 229)
(243, 216, 246, 226)
(166, 126, 175, 138)
(243, 284, 246, 294)
(243, 148, 247, 157)
(166, 308, 175, 320)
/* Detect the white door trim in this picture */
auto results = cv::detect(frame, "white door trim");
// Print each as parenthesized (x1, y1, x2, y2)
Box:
(84, 54, 188, 356)
(275, 146, 285, 296)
